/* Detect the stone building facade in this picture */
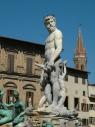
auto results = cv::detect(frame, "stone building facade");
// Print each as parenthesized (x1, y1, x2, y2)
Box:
(0, 32, 95, 127)
(71, 28, 89, 126)
(88, 84, 95, 127)
(0, 36, 44, 108)
(64, 67, 89, 126)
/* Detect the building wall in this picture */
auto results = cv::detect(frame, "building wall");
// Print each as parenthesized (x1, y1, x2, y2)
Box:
(0, 37, 44, 109)
(88, 85, 95, 126)
(64, 71, 89, 126)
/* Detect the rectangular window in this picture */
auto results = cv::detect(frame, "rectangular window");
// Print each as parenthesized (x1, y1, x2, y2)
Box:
(26, 57, 32, 74)
(82, 119, 88, 126)
(74, 98, 79, 111)
(75, 76, 78, 83)
(89, 104, 95, 110)
(89, 97, 95, 102)
(90, 104, 93, 110)
(89, 117, 95, 125)
(26, 91, 34, 107)
(6, 89, 14, 104)
(64, 96, 68, 109)
(82, 78, 85, 84)
(89, 117, 92, 124)
(81, 103, 89, 112)
(8, 54, 14, 73)
(83, 91, 86, 96)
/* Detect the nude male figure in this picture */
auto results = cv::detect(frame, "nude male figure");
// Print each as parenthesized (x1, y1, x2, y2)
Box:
(39, 61, 67, 109)
(43, 15, 63, 107)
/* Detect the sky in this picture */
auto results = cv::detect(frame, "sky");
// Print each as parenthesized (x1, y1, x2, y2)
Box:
(0, 0, 95, 83)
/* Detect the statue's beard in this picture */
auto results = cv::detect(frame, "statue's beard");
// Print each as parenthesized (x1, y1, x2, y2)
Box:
(48, 27, 56, 33)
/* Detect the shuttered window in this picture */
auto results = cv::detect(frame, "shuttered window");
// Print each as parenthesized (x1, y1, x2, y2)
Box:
(81, 103, 89, 112)
(26, 57, 32, 74)
(75, 76, 78, 83)
(82, 78, 85, 84)
(8, 54, 14, 73)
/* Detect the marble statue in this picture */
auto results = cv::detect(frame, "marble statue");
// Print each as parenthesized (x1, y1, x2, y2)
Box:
(38, 60, 67, 109)
(43, 15, 63, 108)
(0, 15, 79, 127)
(37, 15, 65, 110)
(36, 15, 78, 119)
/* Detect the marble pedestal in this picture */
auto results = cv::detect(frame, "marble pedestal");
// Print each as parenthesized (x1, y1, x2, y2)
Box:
(31, 114, 81, 127)
(0, 113, 81, 127)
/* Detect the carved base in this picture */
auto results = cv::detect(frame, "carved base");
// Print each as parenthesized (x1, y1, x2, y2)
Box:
(0, 117, 81, 127)
(0, 111, 81, 127)
(30, 114, 81, 127)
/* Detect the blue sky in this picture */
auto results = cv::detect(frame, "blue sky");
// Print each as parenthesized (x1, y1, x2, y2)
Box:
(0, 0, 95, 83)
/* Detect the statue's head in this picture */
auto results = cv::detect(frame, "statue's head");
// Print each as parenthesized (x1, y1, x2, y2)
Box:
(13, 90, 19, 98)
(44, 15, 56, 33)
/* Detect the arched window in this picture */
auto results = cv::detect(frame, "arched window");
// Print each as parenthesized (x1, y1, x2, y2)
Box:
(6, 89, 14, 104)
(4, 81, 17, 88)
(3, 81, 17, 104)
(23, 84, 36, 107)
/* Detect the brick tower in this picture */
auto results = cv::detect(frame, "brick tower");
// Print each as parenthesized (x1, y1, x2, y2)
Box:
(74, 27, 87, 71)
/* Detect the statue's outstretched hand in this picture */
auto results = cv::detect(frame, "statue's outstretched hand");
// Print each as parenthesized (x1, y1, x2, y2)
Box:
(63, 60, 67, 66)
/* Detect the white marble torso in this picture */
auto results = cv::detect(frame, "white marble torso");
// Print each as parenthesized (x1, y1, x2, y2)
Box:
(45, 28, 62, 62)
